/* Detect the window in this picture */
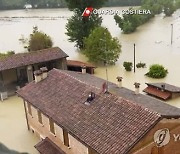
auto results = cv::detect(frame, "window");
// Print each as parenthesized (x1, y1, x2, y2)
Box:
(37, 110, 42, 124)
(27, 103, 32, 116)
(49, 119, 55, 135)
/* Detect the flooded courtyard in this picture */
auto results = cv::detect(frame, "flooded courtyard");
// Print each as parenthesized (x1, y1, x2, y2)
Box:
(0, 7, 180, 153)
(0, 96, 39, 154)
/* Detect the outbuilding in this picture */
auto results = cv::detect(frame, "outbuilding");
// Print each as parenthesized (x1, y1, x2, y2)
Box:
(143, 83, 180, 100)
(0, 47, 68, 100)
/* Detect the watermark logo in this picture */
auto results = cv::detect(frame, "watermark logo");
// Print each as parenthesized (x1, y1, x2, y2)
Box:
(82, 7, 151, 17)
(154, 128, 170, 147)
(82, 7, 93, 17)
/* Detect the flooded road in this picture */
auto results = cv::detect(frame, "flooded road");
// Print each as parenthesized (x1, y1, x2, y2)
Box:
(0, 7, 180, 153)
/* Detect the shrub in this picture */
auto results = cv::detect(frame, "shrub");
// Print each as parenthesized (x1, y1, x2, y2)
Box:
(123, 61, 133, 71)
(29, 31, 53, 51)
(145, 64, 168, 78)
(19, 26, 53, 52)
(136, 62, 146, 68)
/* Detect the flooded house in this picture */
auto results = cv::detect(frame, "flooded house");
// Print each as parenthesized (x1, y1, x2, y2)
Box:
(143, 83, 180, 100)
(67, 60, 96, 74)
(17, 69, 180, 154)
(0, 47, 68, 100)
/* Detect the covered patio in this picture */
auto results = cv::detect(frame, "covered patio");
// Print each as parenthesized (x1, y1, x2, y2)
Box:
(67, 60, 96, 74)
(0, 47, 68, 100)
(143, 83, 180, 100)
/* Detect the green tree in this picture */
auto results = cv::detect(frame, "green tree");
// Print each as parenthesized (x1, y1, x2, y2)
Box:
(83, 27, 121, 64)
(0, 0, 3, 9)
(146, 64, 168, 78)
(160, 0, 175, 16)
(20, 26, 53, 51)
(65, 0, 107, 11)
(29, 28, 53, 51)
(34, 0, 67, 8)
(65, 0, 107, 48)
(66, 10, 102, 48)
(176, 0, 180, 9)
(106, 0, 141, 6)
(0, 0, 24, 9)
(114, 10, 141, 34)
(114, 0, 177, 34)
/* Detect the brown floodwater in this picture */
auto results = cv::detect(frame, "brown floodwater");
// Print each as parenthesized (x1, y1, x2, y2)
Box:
(0, 7, 180, 153)
(0, 96, 39, 154)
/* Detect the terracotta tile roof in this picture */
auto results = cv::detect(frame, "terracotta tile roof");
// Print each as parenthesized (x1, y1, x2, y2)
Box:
(67, 60, 96, 68)
(0, 47, 68, 71)
(146, 83, 180, 93)
(17, 69, 161, 154)
(143, 86, 171, 100)
(62, 71, 180, 117)
(35, 137, 66, 154)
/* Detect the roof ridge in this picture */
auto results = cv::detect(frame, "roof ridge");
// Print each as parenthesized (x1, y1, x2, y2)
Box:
(53, 68, 102, 91)
(52, 69, 161, 117)
(117, 95, 161, 117)
(0, 47, 60, 60)
(0, 47, 68, 71)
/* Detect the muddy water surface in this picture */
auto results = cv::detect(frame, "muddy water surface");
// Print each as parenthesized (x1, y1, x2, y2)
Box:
(0, 96, 39, 154)
(0, 7, 180, 153)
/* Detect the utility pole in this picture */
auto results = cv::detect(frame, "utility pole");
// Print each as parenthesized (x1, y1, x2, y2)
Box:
(171, 24, 173, 45)
(134, 43, 136, 73)
(100, 34, 109, 92)
(104, 36, 109, 92)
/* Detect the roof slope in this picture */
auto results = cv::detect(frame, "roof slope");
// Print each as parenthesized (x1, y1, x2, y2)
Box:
(17, 69, 161, 154)
(146, 83, 180, 93)
(35, 137, 66, 154)
(64, 71, 180, 117)
(0, 47, 68, 71)
(143, 86, 171, 100)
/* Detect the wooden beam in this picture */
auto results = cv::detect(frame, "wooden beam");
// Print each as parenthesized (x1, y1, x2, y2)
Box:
(23, 100, 30, 130)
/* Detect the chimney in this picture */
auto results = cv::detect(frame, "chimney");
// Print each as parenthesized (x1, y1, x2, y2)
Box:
(34, 70, 42, 83)
(134, 82, 140, 94)
(82, 65, 86, 74)
(116, 76, 123, 88)
(101, 82, 108, 93)
(161, 84, 165, 91)
(40, 67, 48, 80)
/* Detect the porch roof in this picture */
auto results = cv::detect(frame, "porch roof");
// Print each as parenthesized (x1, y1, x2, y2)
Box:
(35, 137, 66, 154)
(67, 60, 96, 68)
(0, 47, 68, 71)
(145, 83, 180, 93)
(143, 86, 172, 100)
